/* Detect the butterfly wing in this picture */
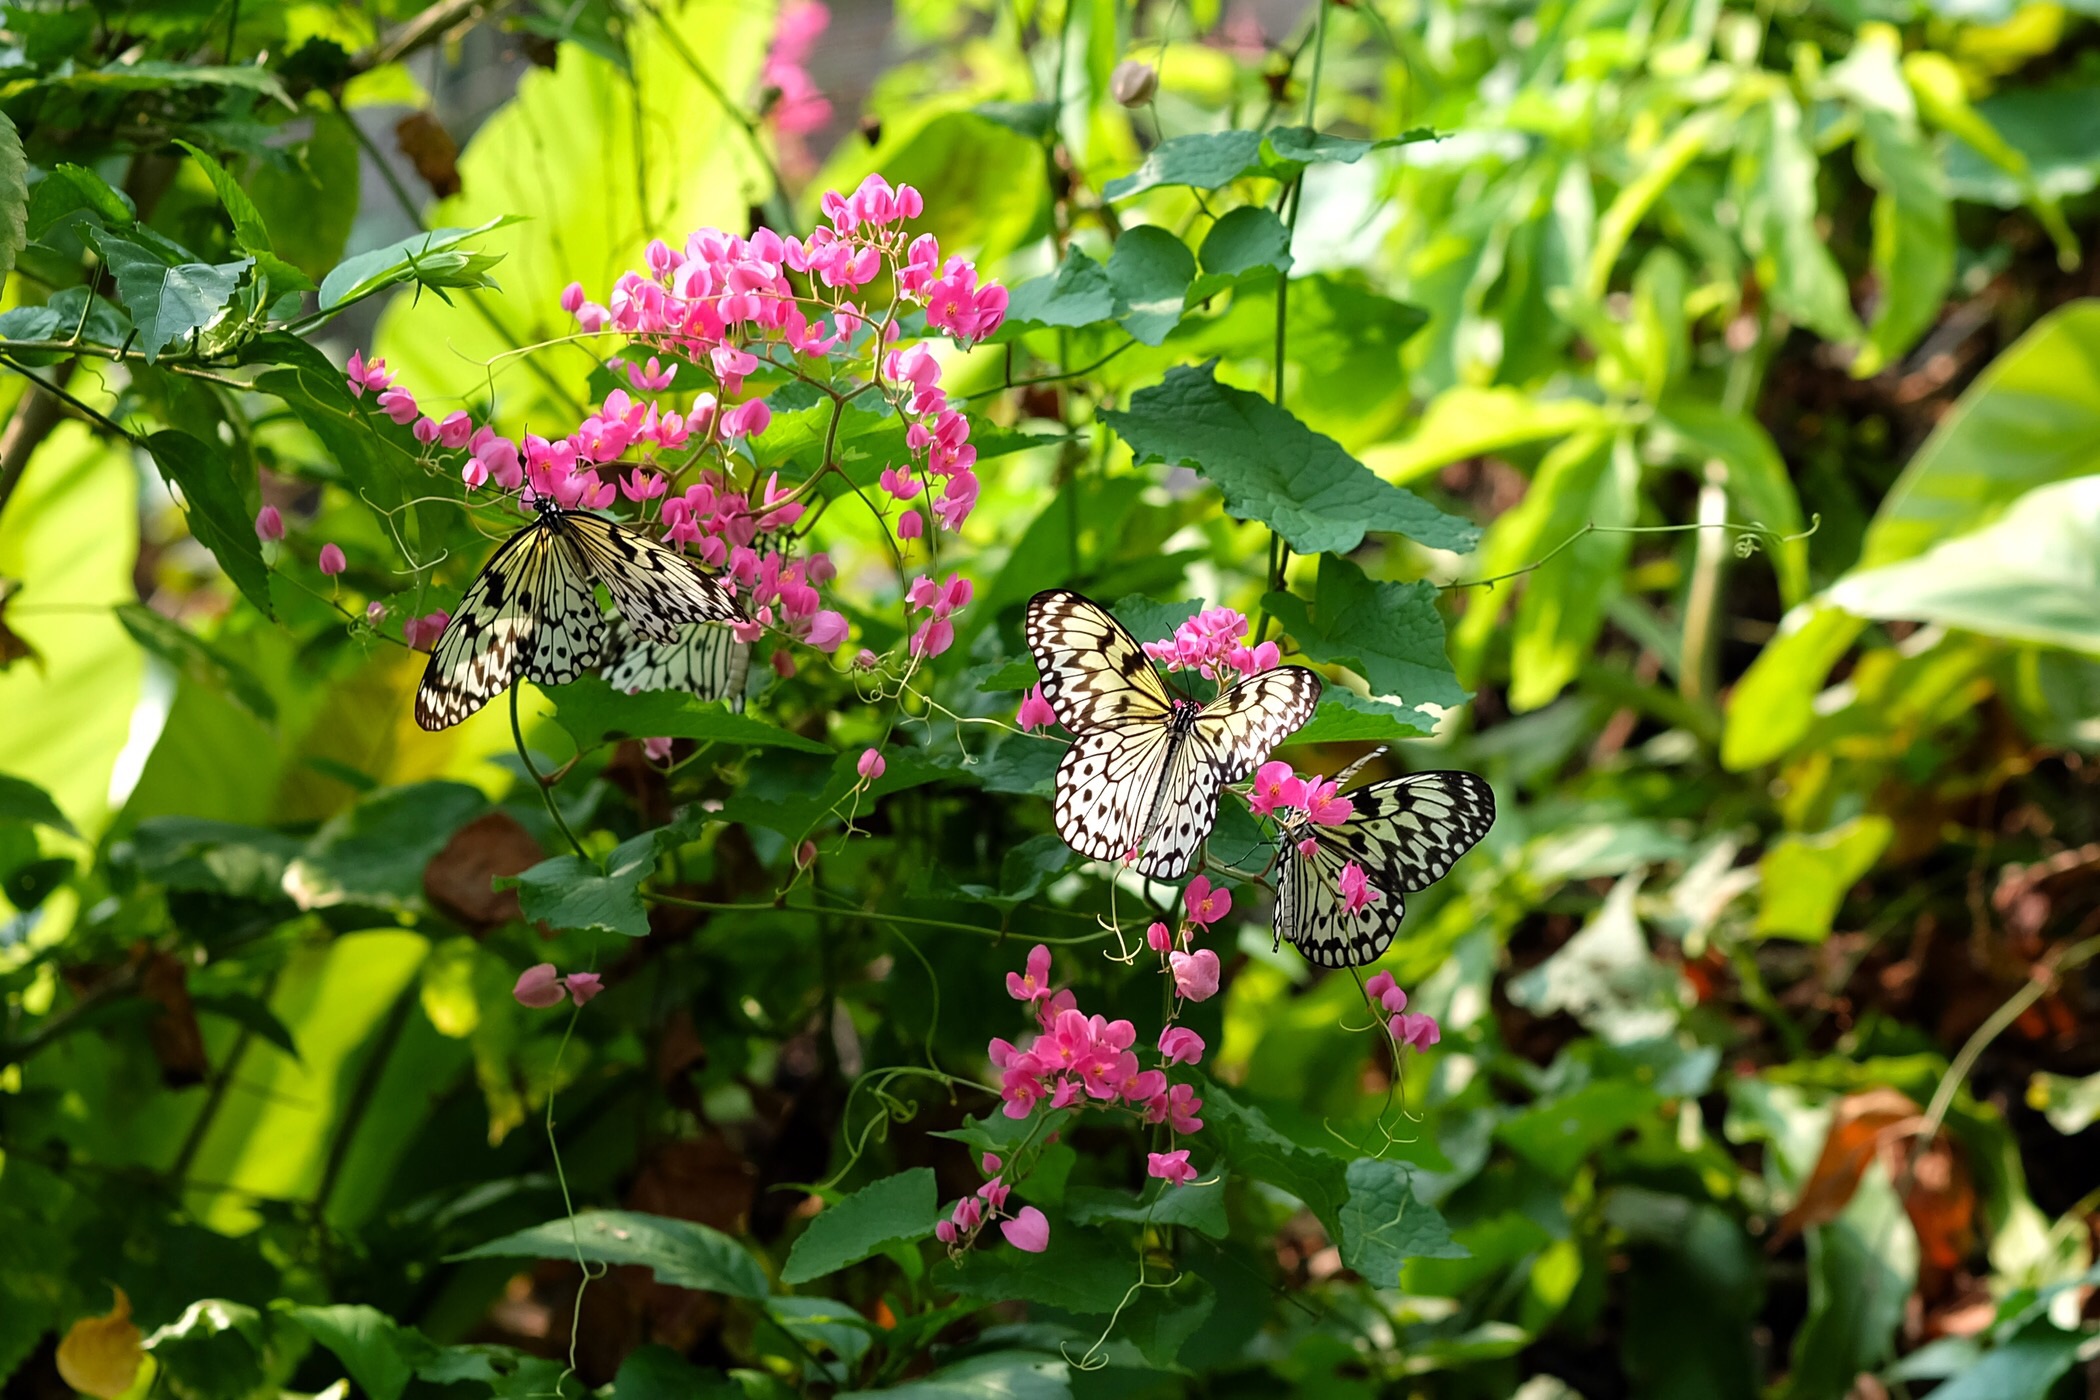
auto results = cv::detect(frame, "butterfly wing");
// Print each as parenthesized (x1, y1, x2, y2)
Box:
(602, 618, 751, 711)
(1024, 589, 1174, 731)
(415, 517, 608, 730)
(1274, 771, 1496, 967)
(562, 512, 745, 642)
(1053, 725, 1180, 869)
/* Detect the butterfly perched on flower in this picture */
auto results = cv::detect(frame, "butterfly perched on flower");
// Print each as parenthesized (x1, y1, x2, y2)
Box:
(599, 619, 752, 711)
(1024, 589, 1320, 880)
(1271, 759, 1494, 968)
(414, 496, 746, 730)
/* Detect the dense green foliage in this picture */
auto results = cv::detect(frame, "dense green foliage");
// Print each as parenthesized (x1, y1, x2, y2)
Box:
(4, 1, 2100, 1397)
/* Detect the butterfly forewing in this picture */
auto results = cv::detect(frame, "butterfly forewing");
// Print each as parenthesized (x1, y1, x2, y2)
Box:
(1024, 589, 1174, 731)
(602, 619, 751, 711)
(564, 513, 744, 642)
(521, 525, 611, 686)
(416, 521, 567, 730)
(1273, 771, 1496, 967)
(1189, 668, 1323, 783)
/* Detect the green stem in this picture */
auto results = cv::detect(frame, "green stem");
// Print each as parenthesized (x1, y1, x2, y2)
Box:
(511, 684, 587, 858)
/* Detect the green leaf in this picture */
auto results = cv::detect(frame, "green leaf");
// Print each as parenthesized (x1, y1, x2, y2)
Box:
(453, 1209, 769, 1299)
(1066, 1179, 1228, 1239)
(1365, 388, 1617, 487)
(1943, 79, 2100, 208)
(0, 112, 25, 279)
(781, 1168, 939, 1284)
(1261, 125, 1437, 170)
(1507, 874, 1682, 1041)
(837, 1352, 1070, 1400)
(1107, 226, 1195, 346)
(282, 781, 489, 911)
(53, 60, 292, 105)
(114, 603, 276, 722)
(1925, 1320, 2085, 1400)
(1101, 363, 1478, 555)
(496, 829, 659, 937)
(174, 141, 316, 294)
(611, 1346, 739, 1400)
(1852, 110, 1952, 379)
(288, 1305, 437, 1400)
(1198, 1078, 1351, 1231)
(971, 101, 1059, 141)
(1756, 816, 1894, 941)
(144, 1301, 272, 1400)
(1733, 94, 1861, 344)
(414, 1345, 572, 1400)
(190, 991, 301, 1061)
(0, 772, 77, 835)
(1189, 205, 1292, 300)
(124, 816, 301, 898)
(1788, 1167, 1915, 1397)
(1286, 696, 1432, 744)
(1721, 604, 1867, 771)
(1496, 1079, 1662, 1180)
(1337, 1158, 1466, 1286)
(1830, 476, 2100, 656)
(28, 164, 136, 245)
(142, 430, 273, 618)
(1103, 130, 1265, 201)
(316, 217, 517, 310)
(942, 1225, 1137, 1313)
(1265, 554, 1467, 728)
(1001, 245, 1115, 331)
(546, 674, 831, 752)
(94, 236, 251, 362)
(2027, 1070, 2100, 1135)
(1857, 301, 2100, 573)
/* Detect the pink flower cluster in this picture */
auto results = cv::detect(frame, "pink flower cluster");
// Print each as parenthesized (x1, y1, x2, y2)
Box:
(1142, 606, 1280, 682)
(1366, 971, 1439, 1051)
(341, 174, 1002, 664)
(760, 1, 831, 140)
(988, 945, 1204, 1159)
(1248, 761, 1356, 826)
(513, 963, 603, 1008)
(934, 1151, 1049, 1253)
(903, 572, 971, 659)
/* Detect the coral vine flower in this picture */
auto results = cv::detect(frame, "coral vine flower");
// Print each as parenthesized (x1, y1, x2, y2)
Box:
(1000, 1206, 1049, 1253)
(1148, 1150, 1198, 1187)
(1169, 949, 1221, 1002)
(1157, 1026, 1205, 1065)
(1182, 876, 1231, 927)
(1016, 685, 1057, 732)
(1391, 1012, 1441, 1051)
(1304, 779, 1355, 827)
(1338, 861, 1380, 914)
(1248, 760, 1301, 816)
(1005, 944, 1053, 1003)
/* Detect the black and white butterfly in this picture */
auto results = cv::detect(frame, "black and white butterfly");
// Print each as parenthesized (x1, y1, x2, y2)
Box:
(1272, 760, 1494, 968)
(1025, 588, 1321, 880)
(600, 619, 752, 711)
(414, 497, 746, 730)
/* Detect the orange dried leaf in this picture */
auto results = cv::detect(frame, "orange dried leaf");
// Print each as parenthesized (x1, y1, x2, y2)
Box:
(1773, 1088, 1918, 1244)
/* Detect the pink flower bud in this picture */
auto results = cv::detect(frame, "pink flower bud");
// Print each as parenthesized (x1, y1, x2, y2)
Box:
(1000, 1205, 1049, 1253)
(254, 505, 284, 541)
(1111, 59, 1159, 106)
(564, 971, 603, 1005)
(1145, 921, 1173, 954)
(858, 748, 886, 781)
(513, 963, 565, 1008)
(318, 543, 347, 576)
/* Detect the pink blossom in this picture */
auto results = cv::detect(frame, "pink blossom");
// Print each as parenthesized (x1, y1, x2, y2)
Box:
(1163, 1083, 1204, 1134)
(437, 411, 474, 448)
(720, 399, 771, 439)
(254, 505, 283, 542)
(976, 1177, 1011, 1210)
(1365, 971, 1400, 1010)
(935, 1219, 958, 1245)
(805, 610, 849, 650)
(1305, 779, 1355, 827)
(1158, 1026, 1205, 1065)
(1183, 876, 1231, 927)
(403, 610, 450, 650)
(950, 1196, 983, 1233)
(376, 386, 418, 425)
(981, 1152, 1002, 1174)
(1248, 760, 1299, 816)
(346, 349, 391, 397)
(560, 282, 585, 314)
(897, 510, 925, 540)
(1391, 1012, 1441, 1051)
(642, 737, 674, 762)
(1148, 1150, 1198, 1187)
(565, 971, 603, 1005)
(910, 618, 954, 658)
(770, 649, 795, 678)
(621, 470, 667, 503)
(1145, 921, 1173, 954)
(1338, 861, 1380, 915)
(1006, 944, 1054, 1003)
(1000, 1206, 1049, 1252)
(513, 963, 565, 1009)
(857, 748, 886, 781)
(1169, 949, 1221, 1002)
(318, 543, 346, 576)
(412, 416, 440, 445)
(1016, 685, 1057, 731)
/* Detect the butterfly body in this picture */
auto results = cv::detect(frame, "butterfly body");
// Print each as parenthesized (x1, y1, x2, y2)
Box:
(414, 500, 746, 730)
(1272, 770, 1495, 967)
(1026, 589, 1319, 880)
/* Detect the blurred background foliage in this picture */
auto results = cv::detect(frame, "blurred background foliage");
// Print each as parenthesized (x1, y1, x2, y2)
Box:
(3, 0, 2100, 1396)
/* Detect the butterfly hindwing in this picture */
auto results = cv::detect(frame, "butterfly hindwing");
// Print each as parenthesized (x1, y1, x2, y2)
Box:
(1274, 771, 1496, 967)
(416, 518, 607, 730)
(1024, 589, 1174, 731)
(602, 619, 751, 711)
(563, 512, 744, 642)
(1053, 725, 1180, 867)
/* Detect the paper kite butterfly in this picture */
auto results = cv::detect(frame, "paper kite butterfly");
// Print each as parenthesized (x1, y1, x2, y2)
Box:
(599, 619, 752, 712)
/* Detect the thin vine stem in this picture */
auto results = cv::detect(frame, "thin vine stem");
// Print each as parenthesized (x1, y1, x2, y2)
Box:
(1442, 514, 1822, 593)
(511, 684, 588, 858)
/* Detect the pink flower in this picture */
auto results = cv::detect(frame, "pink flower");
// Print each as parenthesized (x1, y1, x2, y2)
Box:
(1365, 972, 1403, 1013)
(935, 1219, 957, 1245)
(513, 963, 565, 1009)
(560, 282, 585, 314)
(565, 971, 603, 1005)
(951, 1196, 984, 1233)
(1305, 779, 1355, 827)
(1006, 944, 1053, 1003)
(1157, 1026, 1205, 1065)
(438, 411, 474, 448)
(1145, 921, 1173, 954)
(805, 611, 849, 650)
(898, 509, 925, 540)
(412, 415, 440, 445)
(857, 748, 886, 781)
(1000, 1206, 1049, 1253)
(403, 610, 450, 650)
(720, 398, 771, 439)
(642, 737, 674, 762)
(977, 1178, 1011, 1210)
(981, 1152, 1002, 1174)
(318, 543, 346, 576)
(1338, 861, 1380, 915)
(254, 505, 283, 542)
(1146, 1082, 1204, 1134)
(1248, 760, 1299, 816)
(1148, 1150, 1198, 1187)
(1182, 876, 1231, 927)
(910, 618, 954, 658)
(376, 386, 418, 425)
(1391, 1012, 1441, 1051)
(1016, 685, 1057, 732)
(1169, 949, 1221, 1002)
